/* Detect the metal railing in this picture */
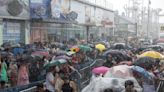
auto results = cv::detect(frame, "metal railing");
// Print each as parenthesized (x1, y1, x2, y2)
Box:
(77, 59, 105, 91)
(0, 58, 104, 92)
(0, 80, 45, 92)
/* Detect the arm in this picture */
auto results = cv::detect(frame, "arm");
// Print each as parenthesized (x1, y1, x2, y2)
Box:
(70, 81, 78, 92)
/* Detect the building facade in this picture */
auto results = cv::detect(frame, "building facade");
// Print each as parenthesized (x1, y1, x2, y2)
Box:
(30, 0, 114, 43)
(0, 0, 30, 45)
(0, 0, 114, 45)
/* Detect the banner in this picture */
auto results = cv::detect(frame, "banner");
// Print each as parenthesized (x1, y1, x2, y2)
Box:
(0, 0, 29, 19)
(30, 0, 51, 19)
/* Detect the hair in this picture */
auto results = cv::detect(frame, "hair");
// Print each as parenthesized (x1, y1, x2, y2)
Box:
(104, 88, 113, 92)
(37, 83, 44, 88)
(125, 80, 134, 88)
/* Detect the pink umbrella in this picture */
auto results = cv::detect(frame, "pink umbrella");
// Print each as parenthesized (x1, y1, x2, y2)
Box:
(32, 51, 49, 58)
(92, 66, 110, 75)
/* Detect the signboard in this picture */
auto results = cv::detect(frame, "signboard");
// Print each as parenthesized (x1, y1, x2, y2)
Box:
(30, 0, 51, 19)
(51, 0, 69, 18)
(0, 0, 29, 19)
(51, 0, 78, 22)
(95, 8, 114, 27)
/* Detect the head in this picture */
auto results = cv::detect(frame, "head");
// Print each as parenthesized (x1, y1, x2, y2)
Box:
(0, 81, 6, 89)
(63, 76, 70, 83)
(36, 83, 44, 92)
(125, 80, 134, 91)
(103, 88, 113, 92)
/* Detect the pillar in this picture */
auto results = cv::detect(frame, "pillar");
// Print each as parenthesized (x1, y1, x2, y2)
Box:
(0, 19, 3, 45)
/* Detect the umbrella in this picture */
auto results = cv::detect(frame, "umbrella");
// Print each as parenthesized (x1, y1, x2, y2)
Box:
(66, 51, 76, 56)
(44, 59, 67, 69)
(104, 65, 133, 78)
(139, 51, 164, 59)
(103, 50, 130, 62)
(95, 44, 106, 52)
(32, 51, 49, 58)
(133, 57, 155, 69)
(131, 66, 153, 80)
(70, 46, 80, 52)
(78, 45, 92, 52)
(92, 66, 110, 75)
(53, 55, 71, 60)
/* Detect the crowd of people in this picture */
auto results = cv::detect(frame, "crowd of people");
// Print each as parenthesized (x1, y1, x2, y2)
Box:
(0, 40, 164, 92)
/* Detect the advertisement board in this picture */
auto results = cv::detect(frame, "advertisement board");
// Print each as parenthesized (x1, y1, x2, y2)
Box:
(0, 0, 29, 19)
(95, 8, 114, 27)
(30, 0, 51, 19)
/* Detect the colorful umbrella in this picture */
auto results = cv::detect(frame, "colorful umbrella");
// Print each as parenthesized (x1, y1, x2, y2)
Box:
(44, 59, 67, 69)
(139, 51, 164, 59)
(92, 66, 110, 75)
(95, 44, 106, 52)
(66, 51, 76, 56)
(70, 46, 80, 52)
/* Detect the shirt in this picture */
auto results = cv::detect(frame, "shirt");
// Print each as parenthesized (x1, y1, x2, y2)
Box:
(46, 72, 55, 92)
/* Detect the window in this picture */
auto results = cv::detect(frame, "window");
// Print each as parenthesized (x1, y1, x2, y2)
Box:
(3, 21, 21, 43)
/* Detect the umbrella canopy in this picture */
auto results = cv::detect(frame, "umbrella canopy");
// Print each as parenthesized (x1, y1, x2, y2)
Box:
(131, 66, 153, 80)
(139, 51, 164, 59)
(95, 44, 106, 52)
(53, 55, 71, 61)
(104, 65, 133, 78)
(66, 51, 76, 56)
(133, 57, 155, 69)
(78, 45, 92, 52)
(32, 51, 49, 58)
(70, 46, 80, 52)
(92, 66, 109, 75)
(103, 50, 130, 62)
(82, 77, 142, 92)
(44, 59, 67, 69)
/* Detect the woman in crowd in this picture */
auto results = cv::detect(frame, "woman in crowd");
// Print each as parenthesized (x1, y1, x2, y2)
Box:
(17, 63, 29, 86)
(60, 76, 77, 92)
(45, 66, 58, 92)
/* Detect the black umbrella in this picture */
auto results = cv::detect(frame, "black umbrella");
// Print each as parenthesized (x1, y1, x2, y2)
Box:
(133, 57, 155, 70)
(102, 50, 130, 62)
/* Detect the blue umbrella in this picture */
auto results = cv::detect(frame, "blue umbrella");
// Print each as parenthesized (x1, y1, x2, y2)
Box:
(131, 66, 153, 80)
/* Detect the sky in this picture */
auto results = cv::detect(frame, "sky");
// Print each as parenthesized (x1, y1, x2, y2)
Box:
(110, 0, 164, 12)
(109, 0, 164, 22)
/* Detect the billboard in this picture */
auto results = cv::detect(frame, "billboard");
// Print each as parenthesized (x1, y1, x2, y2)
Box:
(30, 0, 51, 19)
(95, 8, 114, 27)
(0, 0, 29, 19)
(51, 0, 78, 22)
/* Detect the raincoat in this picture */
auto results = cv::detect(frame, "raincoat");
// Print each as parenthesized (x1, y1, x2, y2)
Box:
(0, 62, 8, 82)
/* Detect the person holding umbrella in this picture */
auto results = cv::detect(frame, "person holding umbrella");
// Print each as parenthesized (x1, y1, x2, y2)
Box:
(45, 66, 58, 92)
